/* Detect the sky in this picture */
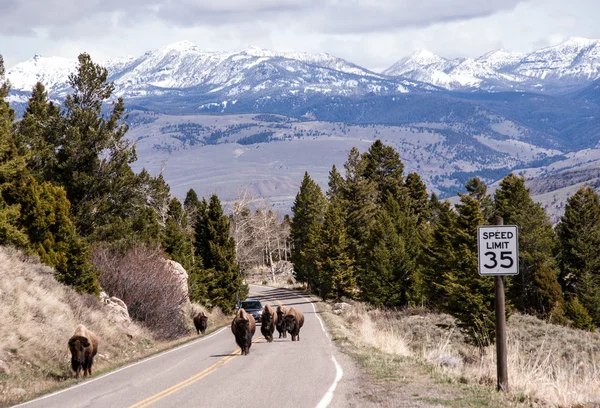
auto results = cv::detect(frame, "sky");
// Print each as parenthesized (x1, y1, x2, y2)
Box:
(1, 0, 600, 72)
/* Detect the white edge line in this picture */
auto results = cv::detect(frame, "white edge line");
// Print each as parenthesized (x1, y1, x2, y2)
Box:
(316, 356, 344, 408)
(12, 326, 228, 407)
(297, 289, 343, 408)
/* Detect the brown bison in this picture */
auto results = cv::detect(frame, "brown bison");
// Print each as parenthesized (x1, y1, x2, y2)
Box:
(260, 304, 277, 342)
(275, 305, 287, 339)
(193, 311, 208, 335)
(283, 307, 305, 341)
(231, 309, 256, 355)
(68, 324, 99, 377)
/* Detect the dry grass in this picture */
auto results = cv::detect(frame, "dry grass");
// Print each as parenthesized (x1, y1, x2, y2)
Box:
(0, 246, 230, 407)
(329, 301, 600, 407)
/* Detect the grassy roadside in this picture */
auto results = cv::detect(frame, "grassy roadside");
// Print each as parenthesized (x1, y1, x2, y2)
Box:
(315, 300, 542, 408)
(1, 318, 231, 408)
(0, 246, 233, 408)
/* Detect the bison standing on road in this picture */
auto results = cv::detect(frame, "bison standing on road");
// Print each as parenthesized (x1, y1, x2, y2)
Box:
(260, 304, 277, 342)
(231, 309, 256, 355)
(283, 307, 305, 341)
(193, 311, 208, 335)
(68, 324, 99, 377)
(275, 305, 287, 339)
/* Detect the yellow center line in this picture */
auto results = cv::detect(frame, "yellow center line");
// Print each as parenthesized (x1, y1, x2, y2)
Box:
(128, 336, 264, 408)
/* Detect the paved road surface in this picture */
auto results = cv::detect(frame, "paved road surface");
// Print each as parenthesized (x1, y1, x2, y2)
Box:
(15, 285, 345, 408)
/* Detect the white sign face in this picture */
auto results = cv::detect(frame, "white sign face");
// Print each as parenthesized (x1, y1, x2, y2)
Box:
(477, 225, 519, 276)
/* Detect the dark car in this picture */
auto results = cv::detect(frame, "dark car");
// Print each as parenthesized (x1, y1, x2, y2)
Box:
(238, 300, 263, 323)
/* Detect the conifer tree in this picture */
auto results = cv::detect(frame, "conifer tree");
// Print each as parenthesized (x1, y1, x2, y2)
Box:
(421, 198, 457, 308)
(162, 198, 196, 271)
(405, 172, 430, 224)
(360, 196, 420, 306)
(326, 164, 345, 203)
(556, 186, 600, 325)
(494, 174, 562, 317)
(16, 82, 61, 180)
(315, 199, 355, 299)
(290, 172, 327, 290)
(441, 194, 496, 345)
(45, 53, 151, 243)
(362, 139, 404, 202)
(465, 177, 494, 221)
(0, 57, 29, 247)
(193, 194, 245, 313)
(342, 148, 378, 281)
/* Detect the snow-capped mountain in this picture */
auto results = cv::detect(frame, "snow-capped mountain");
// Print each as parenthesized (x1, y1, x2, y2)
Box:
(515, 37, 600, 82)
(384, 37, 600, 91)
(6, 41, 431, 101)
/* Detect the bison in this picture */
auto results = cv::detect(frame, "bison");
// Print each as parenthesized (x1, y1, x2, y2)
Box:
(275, 305, 287, 339)
(231, 308, 256, 355)
(193, 311, 208, 335)
(283, 307, 305, 341)
(68, 324, 99, 377)
(260, 304, 277, 342)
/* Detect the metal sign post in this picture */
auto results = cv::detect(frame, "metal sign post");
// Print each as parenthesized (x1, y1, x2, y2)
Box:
(477, 217, 518, 393)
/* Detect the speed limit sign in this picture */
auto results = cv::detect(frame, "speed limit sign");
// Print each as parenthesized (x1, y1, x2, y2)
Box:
(477, 225, 519, 276)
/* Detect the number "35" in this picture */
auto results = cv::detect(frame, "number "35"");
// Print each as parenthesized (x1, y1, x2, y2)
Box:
(483, 251, 514, 269)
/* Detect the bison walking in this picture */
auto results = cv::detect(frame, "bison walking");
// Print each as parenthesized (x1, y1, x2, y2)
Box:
(231, 309, 256, 355)
(68, 324, 99, 377)
(275, 305, 287, 339)
(283, 307, 305, 341)
(193, 311, 208, 335)
(260, 304, 277, 342)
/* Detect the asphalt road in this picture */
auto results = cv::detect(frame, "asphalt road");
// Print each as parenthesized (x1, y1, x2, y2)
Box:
(14, 285, 345, 408)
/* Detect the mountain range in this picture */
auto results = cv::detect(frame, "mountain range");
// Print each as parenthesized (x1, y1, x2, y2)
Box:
(4, 38, 600, 217)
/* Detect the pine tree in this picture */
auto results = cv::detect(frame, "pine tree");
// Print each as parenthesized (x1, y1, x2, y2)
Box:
(421, 198, 457, 308)
(556, 186, 600, 325)
(326, 164, 345, 204)
(342, 148, 378, 282)
(465, 177, 494, 221)
(47, 53, 149, 243)
(193, 194, 245, 313)
(16, 82, 61, 180)
(315, 200, 355, 299)
(441, 194, 496, 345)
(404, 172, 431, 226)
(360, 196, 420, 306)
(0, 58, 29, 247)
(494, 174, 562, 317)
(290, 172, 327, 290)
(362, 139, 404, 203)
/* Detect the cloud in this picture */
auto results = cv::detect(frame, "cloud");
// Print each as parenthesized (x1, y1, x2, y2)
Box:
(0, 0, 528, 37)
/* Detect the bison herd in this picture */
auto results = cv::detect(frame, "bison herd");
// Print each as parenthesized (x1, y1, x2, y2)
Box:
(232, 304, 304, 355)
(67, 302, 304, 378)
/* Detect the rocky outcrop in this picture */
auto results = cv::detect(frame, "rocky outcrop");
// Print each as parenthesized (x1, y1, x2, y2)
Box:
(100, 292, 131, 325)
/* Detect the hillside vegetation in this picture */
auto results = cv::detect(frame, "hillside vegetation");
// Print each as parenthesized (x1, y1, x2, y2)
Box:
(0, 246, 228, 407)
(322, 301, 600, 407)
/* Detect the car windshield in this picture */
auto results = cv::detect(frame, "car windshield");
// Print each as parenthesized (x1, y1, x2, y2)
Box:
(241, 301, 262, 310)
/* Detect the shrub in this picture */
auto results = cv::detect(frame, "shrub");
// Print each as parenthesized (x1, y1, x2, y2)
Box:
(92, 244, 189, 339)
(565, 298, 595, 331)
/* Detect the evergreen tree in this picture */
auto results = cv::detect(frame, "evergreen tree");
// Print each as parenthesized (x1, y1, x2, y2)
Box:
(315, 199, 355, 299)
(326, 164, 345, 203)
(465, 177, 494, 221)
(404, 172, 430, 224)
(494, 174, 562, 317)
(193, 194, 245, 313)
(361, 139, 404, 203)
(421, 198, 457, 308)
(16, 82, 61, 180)
(45, 53, 150, 242)
(360, 196, 420, 306)
(0, 57, 29, 247)
(441, 194, 496, 345)
(556, 186, 600, 325)
(290, 172, 327, 290)
(342, 148, 378, 282)
(162, 198, 196, 271)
